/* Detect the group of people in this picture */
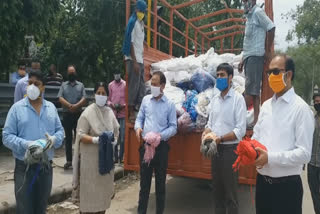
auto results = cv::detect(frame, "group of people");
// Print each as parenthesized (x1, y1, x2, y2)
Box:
(2, 0, 320, 214)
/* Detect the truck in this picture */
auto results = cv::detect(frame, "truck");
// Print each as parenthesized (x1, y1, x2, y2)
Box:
(124, 0, 275, 185)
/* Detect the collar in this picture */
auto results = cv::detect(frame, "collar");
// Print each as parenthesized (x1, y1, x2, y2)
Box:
(113, 79, 124, 85)
(272, 87, 295, 104)
(23, 97, 49, 108)
(151, 94, 167, 102)
(219, 87, 235, 99)
(247, 5, 258, 16)
(67, 81, 78, 85)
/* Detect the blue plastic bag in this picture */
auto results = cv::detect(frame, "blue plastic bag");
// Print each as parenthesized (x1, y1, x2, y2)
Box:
(182, 90, 198, 122)
(191, 70, 216, 93)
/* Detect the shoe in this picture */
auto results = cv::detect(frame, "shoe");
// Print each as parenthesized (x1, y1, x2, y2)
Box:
(64, 162, 72, 170)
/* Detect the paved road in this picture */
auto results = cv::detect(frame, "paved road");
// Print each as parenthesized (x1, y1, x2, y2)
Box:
(109, 171, 315, 214)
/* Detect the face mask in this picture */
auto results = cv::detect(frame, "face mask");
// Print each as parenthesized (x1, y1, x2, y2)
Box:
(151, 86, 161, 97)
(95, 94, 108, 107)
(137, 12, 145, 21)
(27, 84, 41, 100)
(216, 78, 229, 91)
(243, 0, 253, 14)
(314, 103, 320, 112)
(68, 73, 77, 82)
(114, 74, 121, 82)
(268, 73, 287, 93)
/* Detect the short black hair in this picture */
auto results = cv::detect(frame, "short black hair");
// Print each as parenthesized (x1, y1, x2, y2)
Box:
(18, 60, 26, 67)
(313, 93, 320, 100)
(29, 70, 45, 85)
(94, 82, 108, 95)
(275, 54, 295, 81)
(217, 63, 234, 77)
(153, 71, 166, 85)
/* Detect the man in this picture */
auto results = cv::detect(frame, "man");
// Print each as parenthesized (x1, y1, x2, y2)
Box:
(14, 61, 41, 103)
(3, 70, 64, 214)
(239, 0, 276, 128)
(108, 72, 126, 163)
(308, 93, 320, 214)
(58, 65, 86, 169)
(122, 0, 147, 121)
(45, 64, 63, 86)
(10, 62, 26, 85)
(135, 71, 177, 214)
(202, 63, 247, 214)
(253, 55, 314, 214)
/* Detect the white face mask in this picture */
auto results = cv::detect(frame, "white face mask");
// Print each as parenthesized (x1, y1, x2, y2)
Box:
(27, 84, 40, 100)
(151, 86, 161, 98)
(95, 94, 108, 107)
(114, 74, 121, 81)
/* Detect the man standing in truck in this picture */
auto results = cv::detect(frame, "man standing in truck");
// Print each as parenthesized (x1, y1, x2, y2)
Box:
(122, 0, 147, 122)
(203, 63, 247, 214)
(239, 0, 275, 129)
(253, 55, 314, 214)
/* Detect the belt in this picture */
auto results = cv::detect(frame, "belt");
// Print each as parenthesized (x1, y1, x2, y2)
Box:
(259, 174, 299, 184)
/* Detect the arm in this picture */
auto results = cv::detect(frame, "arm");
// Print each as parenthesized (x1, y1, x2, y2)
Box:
(75, 85, 87, 108)
(77, 114, 95, 144)
(160, 103, 177, 141)
(134, 98, 146, 131)
(112, 114, 120, 141)
(107, 84, 114, 107)
(53, 108, 65, 149)
(2, 106, 30, 153)
(268, 106, 315, 166)
(58, 85, 71, 108)
(14, 82, 24, 103)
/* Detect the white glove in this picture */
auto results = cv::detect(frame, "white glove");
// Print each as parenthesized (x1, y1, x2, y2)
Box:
(92, 137, 99, 144)
(45, 133, 56, 150)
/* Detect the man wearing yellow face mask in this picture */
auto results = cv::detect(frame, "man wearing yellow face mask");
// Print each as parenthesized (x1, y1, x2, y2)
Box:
(122, 0, 147, 122)
(251, 55, 315, 214)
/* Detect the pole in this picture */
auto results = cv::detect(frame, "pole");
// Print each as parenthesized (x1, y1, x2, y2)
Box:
(147, 0, 152, 46)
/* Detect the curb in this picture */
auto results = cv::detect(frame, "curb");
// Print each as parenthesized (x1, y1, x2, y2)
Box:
(0, 167, 127, 214)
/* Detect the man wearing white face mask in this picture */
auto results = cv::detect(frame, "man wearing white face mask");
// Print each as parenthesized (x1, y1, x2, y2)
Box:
(3, 70, 64, 214)
(135, 71, 177, 214)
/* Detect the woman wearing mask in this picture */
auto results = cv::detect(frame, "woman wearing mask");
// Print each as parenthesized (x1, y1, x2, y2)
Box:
(72, 82, 119, 214)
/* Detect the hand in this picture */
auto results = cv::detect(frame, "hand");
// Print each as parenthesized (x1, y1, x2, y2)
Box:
(136, 128, 143, 143)
(255, 147, 268, 169)
(215, 136, 222, 145)
(45, 133, 56, 150)
(238, 60, 244, 73)
(133, 61, 140, 74)
(92, 137, 99, 144)
(201, 129, 211, 139)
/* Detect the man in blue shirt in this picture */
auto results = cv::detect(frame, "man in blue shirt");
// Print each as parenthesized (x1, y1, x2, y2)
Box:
(10, 62, 26, 85)
(3, 70, 64, 214)
(239, 0, 275, 128)
(135, 71, 177, 214)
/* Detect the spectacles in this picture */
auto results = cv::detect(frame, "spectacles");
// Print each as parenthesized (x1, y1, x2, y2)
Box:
(266, 68, 286, 76)
(28, 79, 42, 87)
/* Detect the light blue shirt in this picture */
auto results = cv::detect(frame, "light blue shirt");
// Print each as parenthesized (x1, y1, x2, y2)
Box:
(10, 72, 25, 85)
(14, 74, 29, 103)
(243, 5, 275, 59)
(2, 97, 64, 161)
(135, 95, 177, 141)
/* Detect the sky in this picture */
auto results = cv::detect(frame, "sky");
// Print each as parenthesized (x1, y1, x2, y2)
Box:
(257, 0, 305, 51)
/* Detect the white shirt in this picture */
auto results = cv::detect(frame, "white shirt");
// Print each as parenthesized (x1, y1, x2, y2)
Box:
(253, 88, 315, 178)
(125, 20, 145, 64)
(206, 88, 247, 145)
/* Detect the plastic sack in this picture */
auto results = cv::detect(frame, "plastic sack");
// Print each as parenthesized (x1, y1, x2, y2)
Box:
(195, 115, 208, 131)
(195, 92, 210, 118)
(164, 85, 185, 106)
(191, 69, 216, 93)
(182, 90, 198, 122)
(178, 112, 196, 133)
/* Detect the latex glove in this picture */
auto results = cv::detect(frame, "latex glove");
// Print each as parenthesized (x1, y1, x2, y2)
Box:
(45, 133, 56, 151)
(92, 137, 99, 144)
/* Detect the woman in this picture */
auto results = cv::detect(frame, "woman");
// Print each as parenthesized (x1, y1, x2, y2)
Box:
(73, 82, 119, 214)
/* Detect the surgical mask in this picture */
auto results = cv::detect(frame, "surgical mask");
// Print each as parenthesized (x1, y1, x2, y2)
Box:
(314, 103, 320, 112)
(137, 12, 145, 21)
(216, 78, 229, 91)
(268, 73, 287, 93)
(27, 84, 41, 100)
(114, 74, 121, 82)
(151, 86, 161, 97)
(68, 73, 77, 82)
(244, 0, 253, 14)
(95, 94, 108, 107)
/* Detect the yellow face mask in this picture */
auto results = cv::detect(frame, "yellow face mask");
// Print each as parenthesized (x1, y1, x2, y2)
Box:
(268, 72, 287, 93)
(137, 12, 145, 21)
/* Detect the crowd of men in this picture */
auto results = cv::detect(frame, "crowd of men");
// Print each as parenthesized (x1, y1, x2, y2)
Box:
(2, 0, 320, 214)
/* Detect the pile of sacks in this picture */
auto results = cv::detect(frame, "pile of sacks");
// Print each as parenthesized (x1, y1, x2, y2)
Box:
(152, 48, 246, 133)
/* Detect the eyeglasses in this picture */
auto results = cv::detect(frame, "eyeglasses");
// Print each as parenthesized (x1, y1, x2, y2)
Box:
(266, 68, 286, 76)
(28, 79, 42, 87)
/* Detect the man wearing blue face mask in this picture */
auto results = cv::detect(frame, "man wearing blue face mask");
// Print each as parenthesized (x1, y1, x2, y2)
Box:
(203, 63, 247, 214)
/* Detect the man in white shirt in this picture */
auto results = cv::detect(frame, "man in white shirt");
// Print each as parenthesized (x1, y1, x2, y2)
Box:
(253, 55, 315, 214)
(122, 0, 147, 122)
(203, 63, 247, 214)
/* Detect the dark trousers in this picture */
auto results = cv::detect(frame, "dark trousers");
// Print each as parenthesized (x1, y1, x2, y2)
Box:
(126, 60, 145, 108)
(211, 144, 239, 214)
(256, 173, 303, 214)
(114, 118, 125, 162)
(308, 164, 320, 214)
(14, 159, 53, 214)
(63, 112, 81, 162)
(138, 141, 170, 214)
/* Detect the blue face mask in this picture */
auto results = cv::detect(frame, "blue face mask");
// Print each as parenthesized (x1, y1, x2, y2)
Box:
(216, 78, 229, 91)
